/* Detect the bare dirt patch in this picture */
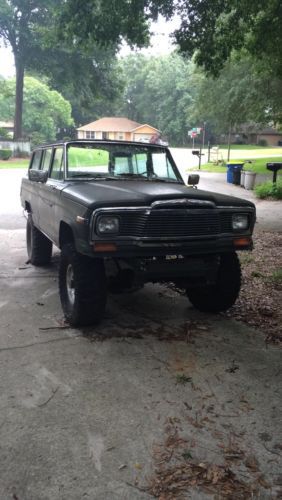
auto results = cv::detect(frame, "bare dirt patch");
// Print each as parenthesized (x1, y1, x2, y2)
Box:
(226, 230, 282, 344)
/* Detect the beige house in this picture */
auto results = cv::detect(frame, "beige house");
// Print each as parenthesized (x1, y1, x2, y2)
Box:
(231, 125, 282, 147)
(76, 117, 160, 142)
(250, 127, 282, 147)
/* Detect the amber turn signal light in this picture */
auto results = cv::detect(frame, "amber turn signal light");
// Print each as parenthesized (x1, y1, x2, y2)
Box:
(93, 242, 117, 252)
(233, 237, 252, 247)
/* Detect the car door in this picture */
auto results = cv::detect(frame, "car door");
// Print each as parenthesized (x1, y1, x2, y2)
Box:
(38, 146, 65, 243)
(25, 149, 43, 227)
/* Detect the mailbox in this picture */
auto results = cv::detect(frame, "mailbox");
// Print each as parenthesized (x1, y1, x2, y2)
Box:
(266, 162, 282, 183)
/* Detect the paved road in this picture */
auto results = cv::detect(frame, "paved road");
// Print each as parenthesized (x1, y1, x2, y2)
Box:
(0, 169, 281, 499)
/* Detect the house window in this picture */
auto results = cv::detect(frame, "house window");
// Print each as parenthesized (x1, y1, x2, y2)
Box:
(118, 133, 124, 140)
(102, 132, 109, 139)
(86, 131, 95, 139)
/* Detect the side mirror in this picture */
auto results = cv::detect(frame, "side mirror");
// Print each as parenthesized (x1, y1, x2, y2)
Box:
(28, 169, 48, 183)
(192, 150, 200, 156)
(188, 174, 200, 187)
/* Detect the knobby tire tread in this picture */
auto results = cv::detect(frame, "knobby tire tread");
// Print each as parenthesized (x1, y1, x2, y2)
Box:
(186, 252, 241, 313)
(26, 214, 52, 266)
(59, 243, 107, 326)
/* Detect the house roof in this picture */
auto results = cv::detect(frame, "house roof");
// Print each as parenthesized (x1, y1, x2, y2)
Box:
(132, 123, 160, 133)
(77, 117, 141, 132)
(238, 124, 282, 136)
(77, 117, 159, 133)
(257, 127, 282, 136)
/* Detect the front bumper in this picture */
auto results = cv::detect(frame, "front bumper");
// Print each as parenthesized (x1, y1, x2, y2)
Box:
(90, 234, 253, 257)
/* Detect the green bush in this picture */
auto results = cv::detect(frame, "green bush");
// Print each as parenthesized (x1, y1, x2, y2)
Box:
(0, 149, 12, 160)
(255, 180, 282, 199)
(257, 139, 268, 147)
(0, 127, 10, 139)
(14, 150, 30, 159)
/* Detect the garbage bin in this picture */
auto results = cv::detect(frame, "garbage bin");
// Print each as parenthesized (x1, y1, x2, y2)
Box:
(233, 168, 241, 185)
(226, 161, 244, 184)
(240, 170, 245, 187)
(244, 171, 256, 190)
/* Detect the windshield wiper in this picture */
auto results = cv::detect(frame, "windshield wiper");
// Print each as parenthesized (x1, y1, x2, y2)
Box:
(70, 173, 97, 178)
(152, 178, 181, 183)
(69, 173, 116, 180)
(116, 173, 149, 179)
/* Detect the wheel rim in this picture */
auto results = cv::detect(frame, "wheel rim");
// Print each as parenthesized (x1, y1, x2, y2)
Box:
(66, 264, 75, 305)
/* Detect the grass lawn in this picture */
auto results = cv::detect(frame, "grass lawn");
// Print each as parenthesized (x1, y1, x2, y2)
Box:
(192, 156, 282, 174)
(216, 144, 278, 150)
(0, 159, 29, 169)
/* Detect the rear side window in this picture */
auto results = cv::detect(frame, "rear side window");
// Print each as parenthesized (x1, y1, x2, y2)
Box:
(30, 150, 42, 170)
(50, 148, 64, 179)
(41, 149, 53, 171)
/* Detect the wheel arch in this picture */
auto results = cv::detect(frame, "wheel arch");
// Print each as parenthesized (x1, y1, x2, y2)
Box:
(24, 201, 32, 213)
(59, 221, 75, 249)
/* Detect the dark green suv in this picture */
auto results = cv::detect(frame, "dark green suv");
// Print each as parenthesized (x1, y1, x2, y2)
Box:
(21, 140, 256, 326)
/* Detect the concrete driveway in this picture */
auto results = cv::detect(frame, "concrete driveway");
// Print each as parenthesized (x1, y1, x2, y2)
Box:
(0, 169, 281, 499)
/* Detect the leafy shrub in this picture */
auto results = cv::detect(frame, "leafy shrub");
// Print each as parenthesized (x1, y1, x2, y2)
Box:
(257, 139, 268, 147)
(0, 149, 12, 160)
(14, 150, 30, 159)
(0, 127, 10, 139)
(30, 132, 46, 147)
(255, 180, 282, 199)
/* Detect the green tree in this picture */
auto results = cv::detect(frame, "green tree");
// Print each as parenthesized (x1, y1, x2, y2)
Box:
(0, 76, 73, 144)
(172, 0, 282, 77)
(190, 56, 282, 136)
(0, 0, 57, 139)
(31, 45, 123, 126)
(117, 53, 196, 145)
(0, 0, 171, 139)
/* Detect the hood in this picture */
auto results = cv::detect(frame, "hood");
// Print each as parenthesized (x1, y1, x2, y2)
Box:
(62, 180, 255, 209)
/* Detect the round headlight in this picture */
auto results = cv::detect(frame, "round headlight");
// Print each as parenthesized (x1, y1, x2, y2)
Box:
(97, 216, 119, 234)
(232, 214, 249, 231)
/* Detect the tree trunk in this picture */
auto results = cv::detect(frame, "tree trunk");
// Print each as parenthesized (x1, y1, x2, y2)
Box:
(14, 58, 24, 140)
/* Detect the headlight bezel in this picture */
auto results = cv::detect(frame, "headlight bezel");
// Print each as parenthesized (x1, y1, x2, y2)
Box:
(96, 215, 120, 235)
(232, 213, 249, 231)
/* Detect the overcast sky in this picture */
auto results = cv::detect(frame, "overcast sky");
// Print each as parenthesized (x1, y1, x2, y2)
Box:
(0, 15, 179, 78)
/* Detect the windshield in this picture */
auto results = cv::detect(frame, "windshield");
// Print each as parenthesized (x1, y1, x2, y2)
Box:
(66, 143, 181, 182)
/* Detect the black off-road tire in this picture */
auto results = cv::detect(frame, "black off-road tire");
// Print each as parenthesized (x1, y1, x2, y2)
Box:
(186, 252, 241, 313)
(59, 243, 107, 327)
(26, 214, 52, 266)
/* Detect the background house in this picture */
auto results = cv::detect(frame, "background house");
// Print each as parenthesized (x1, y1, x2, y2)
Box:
(228, 125, 282, 146)
(76, 117, 160, 142)
(247, 127, 282, 147)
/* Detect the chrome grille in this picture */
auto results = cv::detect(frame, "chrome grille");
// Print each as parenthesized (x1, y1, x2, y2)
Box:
(115, 209, 234, 238)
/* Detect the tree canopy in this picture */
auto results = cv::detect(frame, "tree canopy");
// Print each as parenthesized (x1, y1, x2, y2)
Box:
(172, 0, 282, 77)
(116, 53, 196, 146)
(0, 0, 169, 138)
